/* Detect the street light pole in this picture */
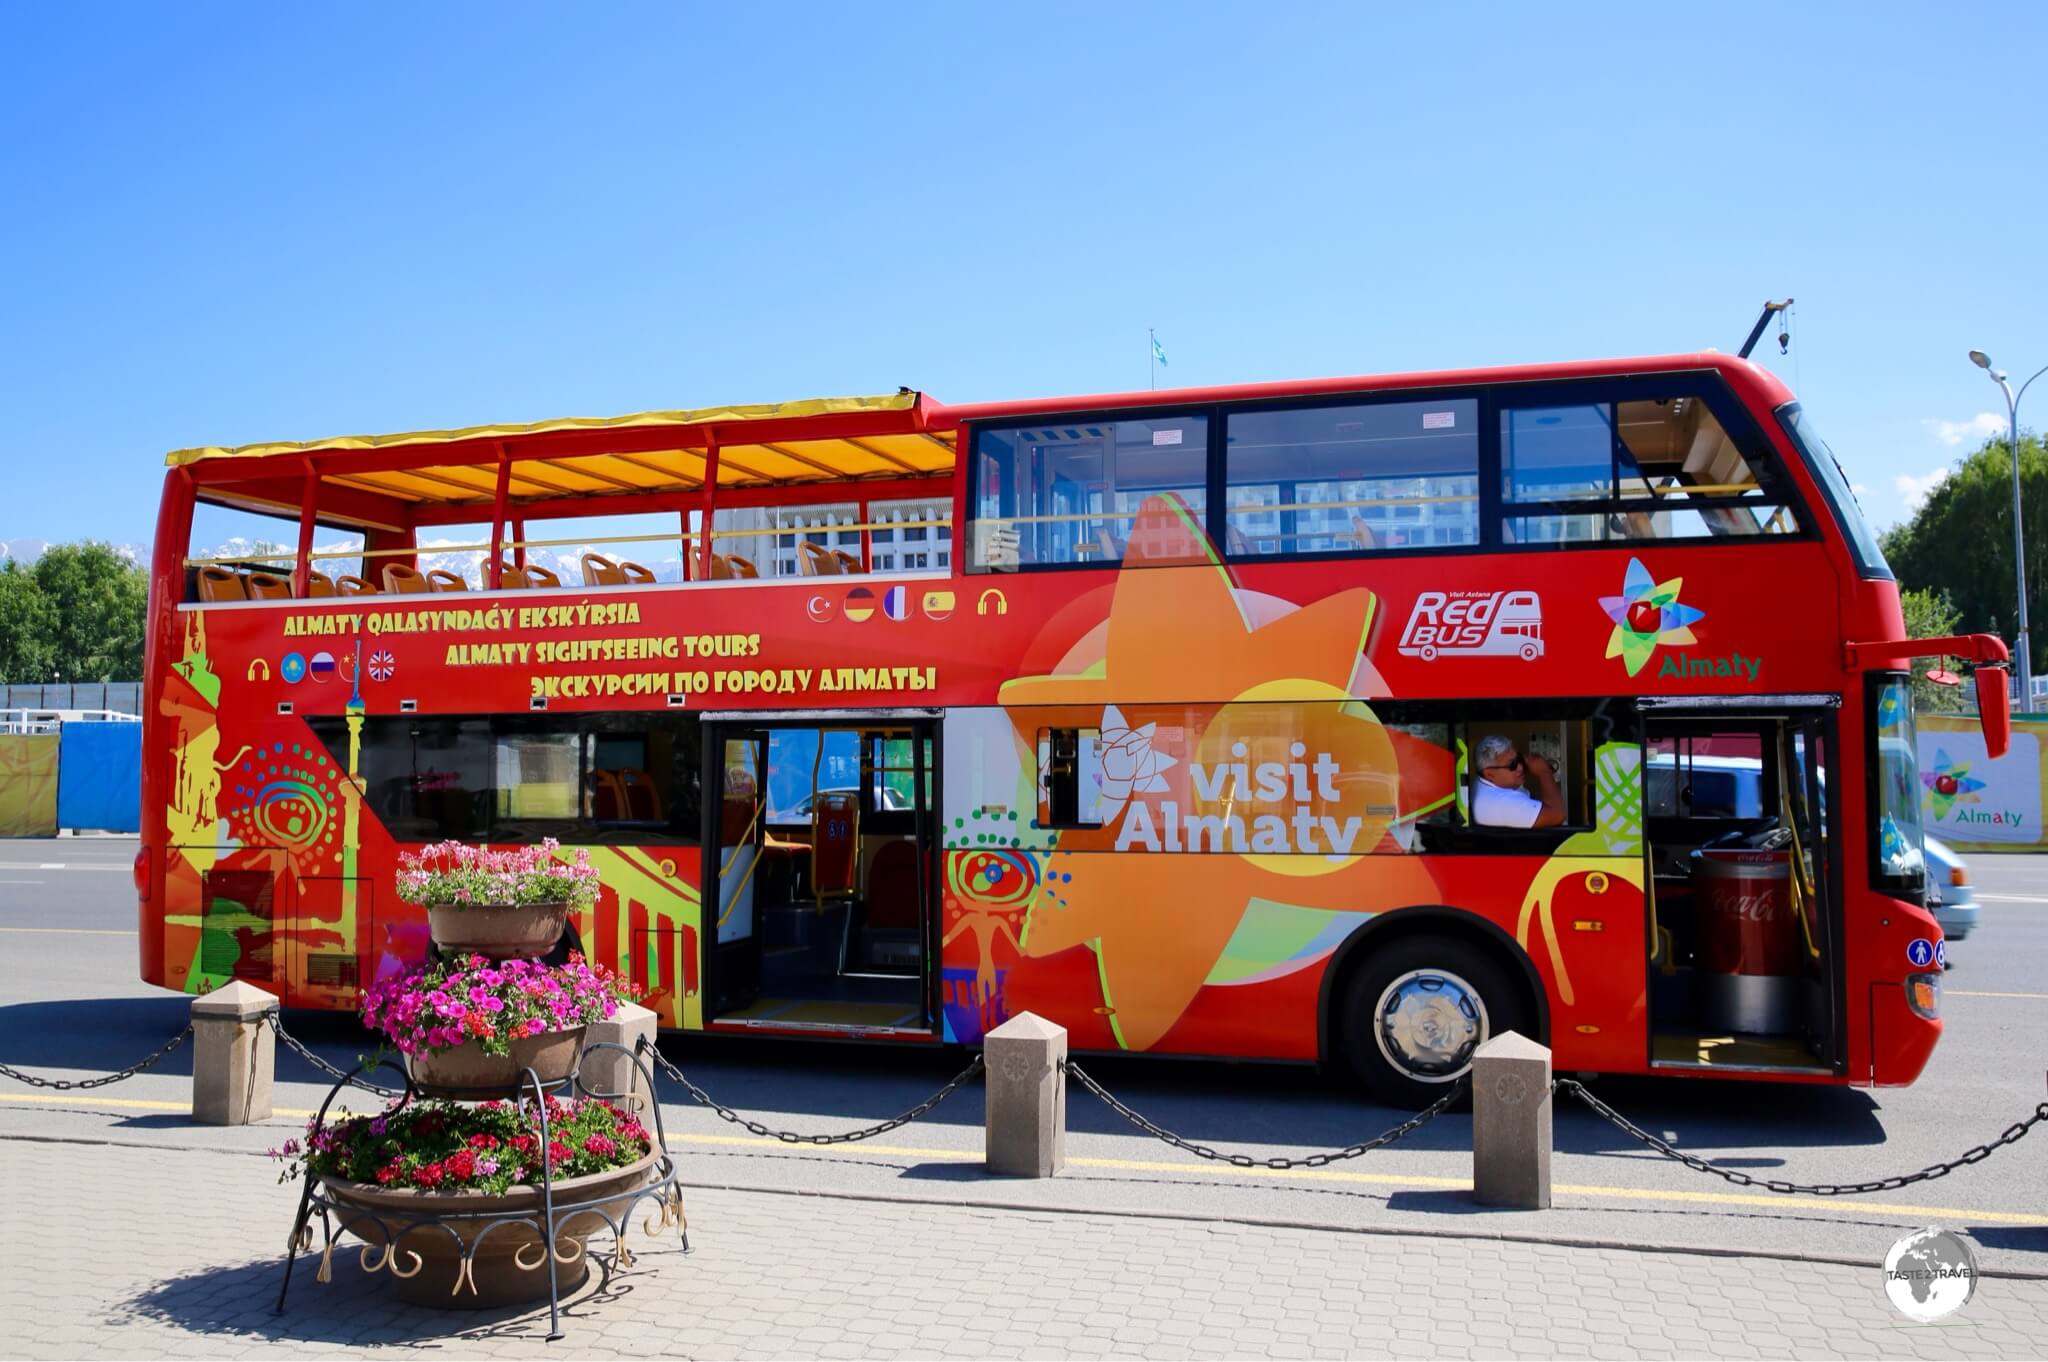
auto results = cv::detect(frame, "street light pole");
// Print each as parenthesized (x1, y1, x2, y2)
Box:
(1969, 351, 2048, 711)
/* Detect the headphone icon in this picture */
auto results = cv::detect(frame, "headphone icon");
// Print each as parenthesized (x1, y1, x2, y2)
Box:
(977, 588, 1008, 616)
(246, 658, 271, 681)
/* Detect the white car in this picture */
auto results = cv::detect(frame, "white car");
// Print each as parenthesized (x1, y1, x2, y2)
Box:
(1923, 834, 1976, 943)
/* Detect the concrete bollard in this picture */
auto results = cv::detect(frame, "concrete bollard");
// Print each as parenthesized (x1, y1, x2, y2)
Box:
(582, 1001, 660, 1108)
(190, 980, 279, 1126)
(984, 1011, 1066, 1177)
(1471, 1029, 1552, 1209)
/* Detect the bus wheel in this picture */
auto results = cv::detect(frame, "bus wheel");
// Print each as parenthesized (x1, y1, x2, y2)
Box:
(1340, 934, 1530, 1108)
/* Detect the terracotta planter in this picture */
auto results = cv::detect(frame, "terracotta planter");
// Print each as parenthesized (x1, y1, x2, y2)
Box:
(319, 1150, 662, 1307)
(406, 1025, 587, 1099)
(426, 901, 571, 960)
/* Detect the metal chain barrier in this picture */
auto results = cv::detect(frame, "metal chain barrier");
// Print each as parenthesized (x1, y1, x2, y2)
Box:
(0, 1023, 192, 1090)
(645, 1043, 984, 1145)
(1065, 1059, 1464, 1169)
(1557, 1078, 2048, 1196)
(268, 1014, 401, 1099)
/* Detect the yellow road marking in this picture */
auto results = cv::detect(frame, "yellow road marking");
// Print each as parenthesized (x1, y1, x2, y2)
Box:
(5, 1091, 2044, 1226)
(0, 927, 136, 936)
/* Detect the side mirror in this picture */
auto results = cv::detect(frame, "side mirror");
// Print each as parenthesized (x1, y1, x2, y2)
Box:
(1977, 667, 2012, 759)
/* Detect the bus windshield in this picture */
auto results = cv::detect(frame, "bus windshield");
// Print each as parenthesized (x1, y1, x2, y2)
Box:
(1779, 403, 1891, 578)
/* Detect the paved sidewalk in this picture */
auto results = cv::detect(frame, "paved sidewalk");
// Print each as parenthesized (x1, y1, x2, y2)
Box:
(3, 1135, 2043, 1360)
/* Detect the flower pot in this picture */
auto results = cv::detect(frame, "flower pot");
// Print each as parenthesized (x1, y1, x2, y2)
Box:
(319, 1149, 663, 1307)
(426, 901, 571, 960)
(406, 1025, 587, 1099)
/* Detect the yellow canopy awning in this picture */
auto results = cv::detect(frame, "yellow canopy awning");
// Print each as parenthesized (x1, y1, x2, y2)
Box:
(169, 392, 955, 511)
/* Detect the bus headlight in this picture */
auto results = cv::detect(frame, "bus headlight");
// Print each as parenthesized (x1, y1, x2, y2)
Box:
(1906, 972, 1942, 1020)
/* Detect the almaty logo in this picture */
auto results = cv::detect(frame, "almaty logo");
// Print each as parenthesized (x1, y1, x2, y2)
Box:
(1600, 558, 1706, 677)
(1921, 749, 1987, 819)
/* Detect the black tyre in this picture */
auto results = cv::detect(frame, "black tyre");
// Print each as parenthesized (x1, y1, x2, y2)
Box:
(1339, 933, 1532, 1109)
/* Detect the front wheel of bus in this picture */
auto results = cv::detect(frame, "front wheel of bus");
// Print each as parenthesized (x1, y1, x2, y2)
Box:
(1340, 935, 1530, 1109)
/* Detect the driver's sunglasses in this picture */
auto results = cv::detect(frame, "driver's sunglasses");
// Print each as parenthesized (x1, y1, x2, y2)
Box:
(1486, 755, 1525, 773)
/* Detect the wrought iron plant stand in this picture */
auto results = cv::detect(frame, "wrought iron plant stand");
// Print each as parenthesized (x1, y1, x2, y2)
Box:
(275, 1042, 686, 1341)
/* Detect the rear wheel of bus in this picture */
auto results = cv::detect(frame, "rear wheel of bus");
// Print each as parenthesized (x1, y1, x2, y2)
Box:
(1339, 934, 1531, 1109)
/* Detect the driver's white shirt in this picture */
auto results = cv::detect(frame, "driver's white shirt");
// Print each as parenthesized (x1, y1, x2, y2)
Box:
(1473, 777, 1544, 828)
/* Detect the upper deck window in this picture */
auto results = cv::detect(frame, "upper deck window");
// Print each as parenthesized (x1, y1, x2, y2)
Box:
(1500, 392, 1802, 545)
(1223, 398, 1479, 555)
(971, 415, 1208, 571)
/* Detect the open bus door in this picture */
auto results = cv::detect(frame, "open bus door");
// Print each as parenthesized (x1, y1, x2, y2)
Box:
(1640, 698, 1842, 1075)
(701, 716, 938, 1036)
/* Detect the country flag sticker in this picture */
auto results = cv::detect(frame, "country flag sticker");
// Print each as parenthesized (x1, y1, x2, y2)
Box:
(806, 593, 836, 623)
(844, 587, 875, 623)
(368, 649, 396, 682)
(308, 651, 336, 683)
(279, 652, 308, 685)
(883, 585, 911, 621)
(922, 589, 956, 621)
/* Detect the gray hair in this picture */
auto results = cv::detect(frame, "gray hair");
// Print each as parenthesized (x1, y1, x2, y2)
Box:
(1475, 734, 1515, 769)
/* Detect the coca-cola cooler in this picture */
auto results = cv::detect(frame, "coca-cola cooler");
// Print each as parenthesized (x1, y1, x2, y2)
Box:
(1695, 848, 1801, 1033)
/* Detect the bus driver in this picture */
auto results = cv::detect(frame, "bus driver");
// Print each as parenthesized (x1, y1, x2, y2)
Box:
(1473, 734, 1565, 829)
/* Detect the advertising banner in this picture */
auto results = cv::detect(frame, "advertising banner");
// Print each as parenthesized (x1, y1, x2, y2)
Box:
(1917, 714, 2048, 852)
(0, 733, 60, 837)
(56, 720, 141, 834)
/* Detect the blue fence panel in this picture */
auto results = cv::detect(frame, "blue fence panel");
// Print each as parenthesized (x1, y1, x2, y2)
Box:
(56, 721, 141, 833)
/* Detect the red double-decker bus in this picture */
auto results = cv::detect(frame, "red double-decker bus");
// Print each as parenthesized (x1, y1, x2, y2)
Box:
(138, 356, 2010, 1103)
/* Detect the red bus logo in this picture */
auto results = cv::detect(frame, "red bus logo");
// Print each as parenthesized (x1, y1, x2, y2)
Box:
(1397, 590, 1544, 662)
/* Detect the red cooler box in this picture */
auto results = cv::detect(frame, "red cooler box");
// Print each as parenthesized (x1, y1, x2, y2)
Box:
(1695, 848, 1800, 1034)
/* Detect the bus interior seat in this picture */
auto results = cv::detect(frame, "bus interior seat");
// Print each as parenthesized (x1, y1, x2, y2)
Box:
(245, 571, 293, 601)
(494, 561, 529, 589)
(426, 569, 467, 592)
(1348, 514, 1379, 550)
(382, 564, 432, 594)
(305, 570, 336, 598)
(620, 560, 656, 584)
(708, 554, 735, 580)
(852, 837, 922, 972)
(524, 562, 563, 588)
(810, 791, 860, 902)
(197, 566, 247, 602)
(588, 769, 628, 822)
(726, 554, 760, 579)
(831, 549, 864, 574)
(335, 573, 377, 595)
(800, 542, 841, 575)
(581, 553, 626, 587)
(617, 767, 663, 821)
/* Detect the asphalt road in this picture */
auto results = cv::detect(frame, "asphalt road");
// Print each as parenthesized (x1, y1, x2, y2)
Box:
(2, 836, 2043, 1274)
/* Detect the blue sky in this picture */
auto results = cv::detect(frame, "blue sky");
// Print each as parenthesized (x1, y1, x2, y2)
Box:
(3, 4, 2044, 549)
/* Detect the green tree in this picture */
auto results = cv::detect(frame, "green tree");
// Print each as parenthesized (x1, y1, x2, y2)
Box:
(0, 560, 58, 684)
(1882, 429, 2048, 678)
(30, 542, 148, 682)
(1897, 587, 1966, 713)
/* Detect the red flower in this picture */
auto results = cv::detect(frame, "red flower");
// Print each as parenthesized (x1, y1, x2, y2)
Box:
(447, 1149, 478, 1180)
(510, 1134, 537, 1154)
(466, 1133, 501, 1151)
(375, 1163, 403, 1186)
(413, 1162, 445, 1188)
(546, 1140, 572, 1167)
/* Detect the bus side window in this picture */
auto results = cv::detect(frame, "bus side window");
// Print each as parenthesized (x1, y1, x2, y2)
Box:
(1036, 727, 1102, 828)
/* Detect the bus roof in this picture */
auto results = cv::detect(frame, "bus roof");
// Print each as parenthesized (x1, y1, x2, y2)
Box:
(936, 352, 1794, 426)
(165, 353, 1793, 523)
(168, 390, 956, 515)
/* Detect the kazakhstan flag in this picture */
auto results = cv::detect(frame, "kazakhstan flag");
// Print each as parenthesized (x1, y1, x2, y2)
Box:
(1151, 333, 1168, 366)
